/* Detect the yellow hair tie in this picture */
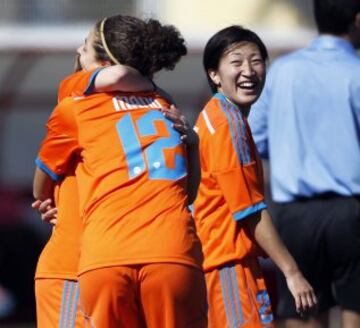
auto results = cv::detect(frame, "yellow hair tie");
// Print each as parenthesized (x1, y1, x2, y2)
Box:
(100, 18, 120, 65)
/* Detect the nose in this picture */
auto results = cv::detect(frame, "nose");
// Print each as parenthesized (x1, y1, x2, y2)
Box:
(242, 60, 254, 76)
(76, 45, 83, 55)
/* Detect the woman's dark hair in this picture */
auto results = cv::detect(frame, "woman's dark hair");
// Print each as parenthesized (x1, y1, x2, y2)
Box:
(203, 25, 268, 93)
(93, 15, 187, 76)
(314, 0, 360, 35)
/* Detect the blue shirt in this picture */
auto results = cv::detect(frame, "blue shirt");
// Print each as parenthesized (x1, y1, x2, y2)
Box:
(248, 36, 360, 202)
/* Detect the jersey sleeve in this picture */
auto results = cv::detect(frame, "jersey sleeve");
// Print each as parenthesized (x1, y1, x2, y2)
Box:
(57, 68, 103, 102)
(202, 115, 266, 221)
(36, 99, 79, 181)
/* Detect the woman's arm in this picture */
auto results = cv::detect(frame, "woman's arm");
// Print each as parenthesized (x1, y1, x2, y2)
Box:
(161, 106, 200, 204)
(33, 167, 55, 201)
(94, 65, 154, 93)
(245, 209, 317, 313)
(33, 167, 58, 225)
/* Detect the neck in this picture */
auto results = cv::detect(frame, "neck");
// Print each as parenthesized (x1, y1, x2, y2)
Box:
(242, 107, 251, 118)
(217, 92, 251, 117)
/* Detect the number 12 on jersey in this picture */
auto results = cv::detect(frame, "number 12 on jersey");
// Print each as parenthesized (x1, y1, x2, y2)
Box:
(116, 110, 187, 181)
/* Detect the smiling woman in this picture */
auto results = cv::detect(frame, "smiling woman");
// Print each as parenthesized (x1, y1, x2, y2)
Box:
(207, 41, 266, 115)
(203, 25, 268, 116)
(191, 25, 317, 328)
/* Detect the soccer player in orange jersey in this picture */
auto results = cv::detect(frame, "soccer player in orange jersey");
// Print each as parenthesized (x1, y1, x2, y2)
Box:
(191, 26, 317, 328)
(32, 39, 154, 328)
(33, 15, 207, 328)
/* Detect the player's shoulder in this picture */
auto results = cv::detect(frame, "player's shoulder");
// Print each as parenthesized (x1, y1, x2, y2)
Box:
(58, 68, 102, 101)
(50, 97, 79, 122)
(345, 52, 360, 77)
(58, 70, 88, 102)
(195, 93, 239, 135)
(57, 95, 78, 108)
(268, 48, 305, 73)
(59, 70, 90, 90)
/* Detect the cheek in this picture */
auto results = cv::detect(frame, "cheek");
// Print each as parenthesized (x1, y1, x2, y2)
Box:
(255, 65, 266, 80)
(219, 68, 237, 84)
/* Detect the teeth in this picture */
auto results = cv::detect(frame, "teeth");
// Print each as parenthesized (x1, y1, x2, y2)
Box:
(240, 82, 255, 87)
(239, 81, 256, 89)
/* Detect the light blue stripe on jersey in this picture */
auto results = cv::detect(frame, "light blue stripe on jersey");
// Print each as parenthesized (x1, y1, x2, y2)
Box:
(70, 282, 80, 328)
(219, 269, 233, 327)
(84, 67, 103, 95)
(215, 93, 252, 165)
(222, 99, 245, 164)
(224, 267, 240, 327)
(64, 281, 75, 328)
(35, 157, 63, 181)
(59, 280, 69, 328)
(230, 266, 244, 324)
(233, 201, 267, 221)
(228, 104, 251, 164)
(219, 99, 243, 165)
(237, 110, 251, 164)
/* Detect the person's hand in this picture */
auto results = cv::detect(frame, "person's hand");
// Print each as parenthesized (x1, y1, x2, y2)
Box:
(31, 199, 58, 225)
(285, 269, 317, 315)
(161, 105, 199, 147)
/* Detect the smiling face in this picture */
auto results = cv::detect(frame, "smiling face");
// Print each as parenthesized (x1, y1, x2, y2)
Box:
(208, 41, 266, 113)
(76, 27, 104, 71)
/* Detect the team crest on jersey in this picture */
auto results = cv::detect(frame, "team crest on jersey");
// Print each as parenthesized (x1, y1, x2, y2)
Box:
(112, 96, 162, 111)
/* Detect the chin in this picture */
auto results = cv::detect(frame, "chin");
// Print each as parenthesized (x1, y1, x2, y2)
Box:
(234, 97, 256, 109)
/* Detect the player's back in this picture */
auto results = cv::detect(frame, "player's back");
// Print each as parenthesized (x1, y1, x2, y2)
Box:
(71, 92, 203, 274)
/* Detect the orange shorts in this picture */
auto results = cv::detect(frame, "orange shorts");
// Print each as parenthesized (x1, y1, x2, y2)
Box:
(205, 258, 274, 328)
(35, 278, 83, 328)
(79, 263, 207, 328)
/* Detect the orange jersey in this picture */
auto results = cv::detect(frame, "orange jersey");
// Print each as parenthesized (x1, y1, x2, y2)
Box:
(37, 92, 203, 275)
(35, 70, 99, 279)
(57, 68, 102, 102)
(35, 163, 81, 280)
(193, 93, 267, 272)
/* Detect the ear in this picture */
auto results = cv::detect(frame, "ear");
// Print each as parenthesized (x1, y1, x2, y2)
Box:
(100, 59, 112, 67)
(208, 69, 221, 87)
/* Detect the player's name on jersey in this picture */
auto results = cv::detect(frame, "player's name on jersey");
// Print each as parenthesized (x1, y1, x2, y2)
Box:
(112, 96, 162, 111)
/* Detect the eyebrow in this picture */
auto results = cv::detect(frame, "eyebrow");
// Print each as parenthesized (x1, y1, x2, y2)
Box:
(229, 52, 261, 57)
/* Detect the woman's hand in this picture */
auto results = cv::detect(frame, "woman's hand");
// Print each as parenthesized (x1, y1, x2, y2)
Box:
(31, 199, 58, 225)
(161, 105, 199, 147)
(160, 105, 200, 204)
(285, 269, 317, 314)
